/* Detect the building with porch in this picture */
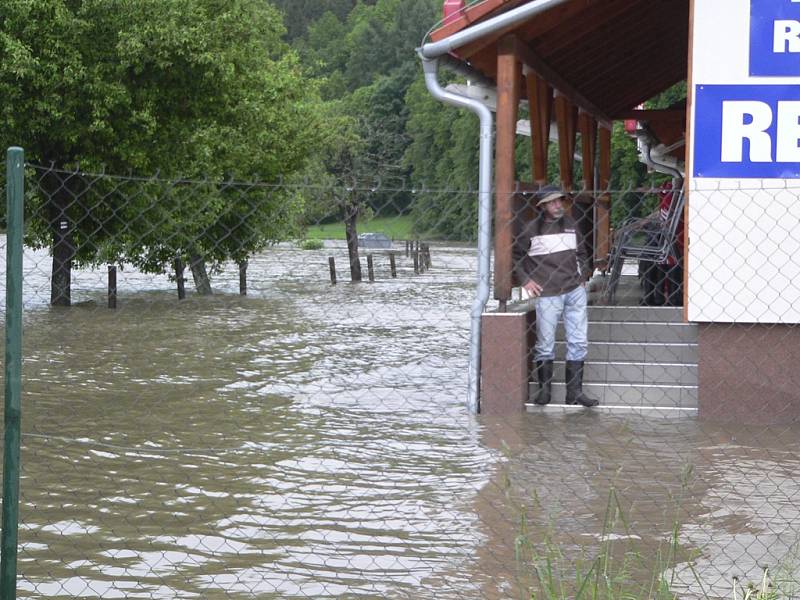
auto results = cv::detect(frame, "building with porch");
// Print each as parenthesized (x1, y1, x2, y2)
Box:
(420, 0, 800, 423)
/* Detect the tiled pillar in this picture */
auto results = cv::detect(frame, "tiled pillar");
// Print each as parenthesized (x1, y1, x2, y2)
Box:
(698, 324, 800, 424)
(480, 306, 535, 415)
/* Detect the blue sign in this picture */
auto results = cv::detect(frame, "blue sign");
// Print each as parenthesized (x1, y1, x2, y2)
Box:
(750, 0, 800, 76)
(694, 84, 800, 178)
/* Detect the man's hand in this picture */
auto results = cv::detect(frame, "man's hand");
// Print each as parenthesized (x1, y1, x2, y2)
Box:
(523, 279, 543, 298)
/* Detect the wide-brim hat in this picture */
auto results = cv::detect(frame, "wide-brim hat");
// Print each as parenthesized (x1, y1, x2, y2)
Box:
(536, 191, 566, 207)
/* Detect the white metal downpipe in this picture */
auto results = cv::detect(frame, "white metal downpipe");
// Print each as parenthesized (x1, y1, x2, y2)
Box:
(419, 0, 571, 413)
(637, 131, 684, 179)
(420, 56, 493, 415)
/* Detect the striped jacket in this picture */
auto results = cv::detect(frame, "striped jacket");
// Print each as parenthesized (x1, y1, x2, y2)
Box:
(513, 214, 587, 297)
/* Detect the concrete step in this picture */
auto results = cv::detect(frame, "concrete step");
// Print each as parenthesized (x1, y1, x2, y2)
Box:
(528, 381, 698, 408)
(554, 341, 698, 363)
(527, 287, 696, 410)
(554, 321, 698, 343)
(540, 361, 698, 386)
(525, 404, 697, 416)
(587, 305, 684, 323)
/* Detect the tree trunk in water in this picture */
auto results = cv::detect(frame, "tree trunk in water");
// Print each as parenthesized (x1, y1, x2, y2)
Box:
(344, 201, 361, 282)
(189, 253, 213, 295)
(174, 257, 186, 300)
(45, 173, 75, 306)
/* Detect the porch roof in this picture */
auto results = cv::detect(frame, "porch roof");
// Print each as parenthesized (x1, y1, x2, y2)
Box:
(429, 0, 690, 121)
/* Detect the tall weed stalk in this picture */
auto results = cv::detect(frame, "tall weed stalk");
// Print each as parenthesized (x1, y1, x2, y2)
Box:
(508, 463, 692, 600)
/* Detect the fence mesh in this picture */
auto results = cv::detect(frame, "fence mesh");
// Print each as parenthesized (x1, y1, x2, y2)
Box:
(1, 163, 800, 599)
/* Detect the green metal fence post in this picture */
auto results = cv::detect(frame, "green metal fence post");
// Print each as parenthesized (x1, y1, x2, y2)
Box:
(1, 147, 24, 600)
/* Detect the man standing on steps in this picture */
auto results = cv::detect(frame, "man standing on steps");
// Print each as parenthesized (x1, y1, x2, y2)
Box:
(513, 186, 599, 407)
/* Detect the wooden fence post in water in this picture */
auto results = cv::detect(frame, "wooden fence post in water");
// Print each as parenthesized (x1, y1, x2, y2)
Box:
(389, 253, 397, 278)
(329, 256, 337, 285)
(367, 254, 375, 282)
(238, 259, 247, 296)
(174, 257, 186, 300)
(354, 259, 363, 283)
(413, 251, 420, 274)
(405, 240, 410, 257)
(108, 265, 117, 309)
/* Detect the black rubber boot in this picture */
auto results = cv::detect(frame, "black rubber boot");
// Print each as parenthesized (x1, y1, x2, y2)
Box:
(535, 360, 554, 405)
(565, 360, 599, 407)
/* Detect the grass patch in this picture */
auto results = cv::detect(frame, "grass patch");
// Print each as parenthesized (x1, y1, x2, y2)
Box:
(305, 215, 414, 241)
(507, 460, 800, 600)
(516, 486, 684, 600)
(298, 239, 324, 250)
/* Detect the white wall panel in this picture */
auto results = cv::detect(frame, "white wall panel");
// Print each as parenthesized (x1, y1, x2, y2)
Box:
(688, 0, 800, 322)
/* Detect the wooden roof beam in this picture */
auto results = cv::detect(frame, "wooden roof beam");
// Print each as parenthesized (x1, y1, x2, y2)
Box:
(576, 41, 686, 111)
(453, 0, 599, 62)
(544, 1, 658, 71)
(590, 49, 683, 100)
(527, 0, 637, 56)
(568, 16, 674, 87)
(560, 0, 684, 77)
(608, 62, 686, 116)
(509, 35, 612, 128)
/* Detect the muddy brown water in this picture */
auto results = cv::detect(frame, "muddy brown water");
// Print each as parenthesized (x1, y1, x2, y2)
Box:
(1, 238, 799, 599)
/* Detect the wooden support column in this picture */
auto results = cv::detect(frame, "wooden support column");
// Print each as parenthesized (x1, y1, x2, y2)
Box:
(554, 93, 578, 202)
(579, 112, 597, 191)
(577, 111, 597, 278)
(494, 36, 522, 308)
(525, 68, 552, 186)
(595, 125, 612, 271)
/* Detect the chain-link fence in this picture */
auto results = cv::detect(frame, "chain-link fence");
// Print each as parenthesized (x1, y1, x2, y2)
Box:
(2, 156, 800, 599)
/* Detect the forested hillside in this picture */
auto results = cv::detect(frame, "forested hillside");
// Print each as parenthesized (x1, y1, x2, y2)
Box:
(273, 0, 682, 239)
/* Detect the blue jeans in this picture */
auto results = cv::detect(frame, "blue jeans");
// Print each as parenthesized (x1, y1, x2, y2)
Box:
(534, 285, 588, 361)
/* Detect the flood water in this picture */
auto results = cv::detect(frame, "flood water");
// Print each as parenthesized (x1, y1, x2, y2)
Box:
(1, 238, 800, 599)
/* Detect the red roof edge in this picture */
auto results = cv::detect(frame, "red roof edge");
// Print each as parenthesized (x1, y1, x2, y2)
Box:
(429, 0, 515, 43)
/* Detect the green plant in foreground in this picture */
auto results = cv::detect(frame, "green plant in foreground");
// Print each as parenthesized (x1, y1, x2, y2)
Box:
(521, 486, 679, 600)
(508, 462, 699, 600)
(299, 239, 324, 250)
(733, 569, 778, 600)
(511, 456, 800, 600)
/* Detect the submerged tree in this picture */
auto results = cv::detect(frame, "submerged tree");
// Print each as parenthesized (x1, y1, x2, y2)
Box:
(0, 0, 321, 303)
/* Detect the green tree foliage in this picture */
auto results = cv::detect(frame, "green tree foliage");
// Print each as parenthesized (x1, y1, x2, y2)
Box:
(269, 0, 365, 41)
(295, 0, 436, 96)
(647, 81, 687, 110)
(611, 124, 648, 191)
(283, 1, 686, 240)
(403, 74, 480, 239)
(0, 0, 321, 296)
(608, 82, 688, 226)
(293, 0, 438, 225)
